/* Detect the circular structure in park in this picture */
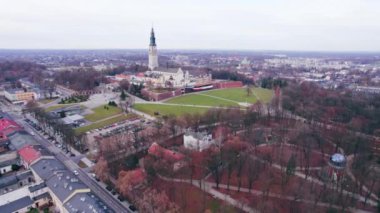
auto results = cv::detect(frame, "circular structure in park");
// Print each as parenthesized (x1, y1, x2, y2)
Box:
(329, 153, 346, 169)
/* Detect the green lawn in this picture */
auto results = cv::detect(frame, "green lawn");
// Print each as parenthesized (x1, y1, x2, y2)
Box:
(84, 105, 122, 122)
(202, 87, 273, 104)
(39, 98, 57, 104)
(252, 87, 274, 103)
(45, 104, 78, 112)
(165, 94, 239, 107)
(133, 103, 209, 117)
(75, 114, 136, 135)
(132, 87, 273, 118)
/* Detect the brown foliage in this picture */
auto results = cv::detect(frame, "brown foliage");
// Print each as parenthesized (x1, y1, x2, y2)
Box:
(137, 189, 180, 213)
(93, 157, 109, 182)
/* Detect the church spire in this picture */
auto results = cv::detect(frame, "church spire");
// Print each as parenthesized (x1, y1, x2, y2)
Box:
(150, 28, 156, 46)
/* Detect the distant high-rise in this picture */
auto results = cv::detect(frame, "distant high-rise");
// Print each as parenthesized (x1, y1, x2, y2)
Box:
(148, 28, 158, 70)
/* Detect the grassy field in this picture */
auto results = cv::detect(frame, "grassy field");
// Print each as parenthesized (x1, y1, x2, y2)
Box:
(165, 93, 239, 107)
(75, 114, 136, 134)
(84, 105, 122, 122)
(39, 98, 58, 104)
(251, 87, 275, 103)
(133, 103, 209, 117)
(202, 87, 273, 104)
(133, 87, 273, 117)
(45, 104, 79, 112)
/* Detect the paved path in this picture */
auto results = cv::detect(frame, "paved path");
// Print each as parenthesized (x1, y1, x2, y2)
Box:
(197, 93, 240, 104)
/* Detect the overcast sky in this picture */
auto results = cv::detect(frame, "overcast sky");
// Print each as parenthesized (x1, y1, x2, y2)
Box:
(0, 0, 379, 51)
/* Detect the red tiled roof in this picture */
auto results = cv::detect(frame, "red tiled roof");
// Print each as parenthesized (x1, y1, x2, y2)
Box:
(148, 142, 184, 162)
(0, 118, 21, 141)
(18, 145, 41, 165)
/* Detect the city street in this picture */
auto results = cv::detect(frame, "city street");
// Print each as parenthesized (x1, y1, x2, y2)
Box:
(3, 109, 132, 213)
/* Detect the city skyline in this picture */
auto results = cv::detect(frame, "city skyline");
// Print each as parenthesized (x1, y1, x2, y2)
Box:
(1, 0, 380, 51)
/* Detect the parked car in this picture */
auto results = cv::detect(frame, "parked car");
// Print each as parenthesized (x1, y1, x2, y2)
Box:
(128, 205, 137, 212)
(73, 170, 79, 176)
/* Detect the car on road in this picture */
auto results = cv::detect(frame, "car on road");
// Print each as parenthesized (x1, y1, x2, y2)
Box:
(73, 170, 79, 176)
(128, 205, 137, 212)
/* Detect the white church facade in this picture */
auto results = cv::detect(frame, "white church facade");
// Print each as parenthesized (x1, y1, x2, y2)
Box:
(146, 28, 191, 88)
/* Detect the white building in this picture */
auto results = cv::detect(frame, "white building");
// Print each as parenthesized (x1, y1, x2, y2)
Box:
(184, 131, 214, 151)
(146, 27, 193, 88)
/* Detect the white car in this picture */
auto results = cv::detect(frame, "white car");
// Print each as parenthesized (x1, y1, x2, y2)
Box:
(73, 170, 79, 176)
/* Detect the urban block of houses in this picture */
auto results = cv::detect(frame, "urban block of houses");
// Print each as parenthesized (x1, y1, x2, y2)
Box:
(0, 117, 114, 213)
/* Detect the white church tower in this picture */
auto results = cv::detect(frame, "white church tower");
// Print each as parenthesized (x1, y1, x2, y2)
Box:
(148, 28, 159, 70)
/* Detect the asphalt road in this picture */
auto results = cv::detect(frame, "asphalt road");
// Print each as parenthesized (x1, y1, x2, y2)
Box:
(5, 111, 132, 213)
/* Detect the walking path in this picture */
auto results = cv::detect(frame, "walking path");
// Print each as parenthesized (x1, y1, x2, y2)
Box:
(158, 175, 259, 213)
(158, 175, 373, 213)
(247, 139, 378, 206)
(197, 93, 240, 105)
(345, 154, 379, 201)
(247, 149, 378, 206)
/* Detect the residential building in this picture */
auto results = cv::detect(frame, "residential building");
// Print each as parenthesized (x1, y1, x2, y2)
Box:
(0, 151, 18, 174)
(4, 89, 39, 105)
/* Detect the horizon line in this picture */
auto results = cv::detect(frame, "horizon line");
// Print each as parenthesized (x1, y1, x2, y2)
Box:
(0, 48, 380, 54)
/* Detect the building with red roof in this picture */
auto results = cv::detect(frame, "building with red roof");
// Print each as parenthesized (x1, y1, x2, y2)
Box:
(0, 118, 21, 138)
(18, 145, 41, 169)
(0, 118, 22, 152)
